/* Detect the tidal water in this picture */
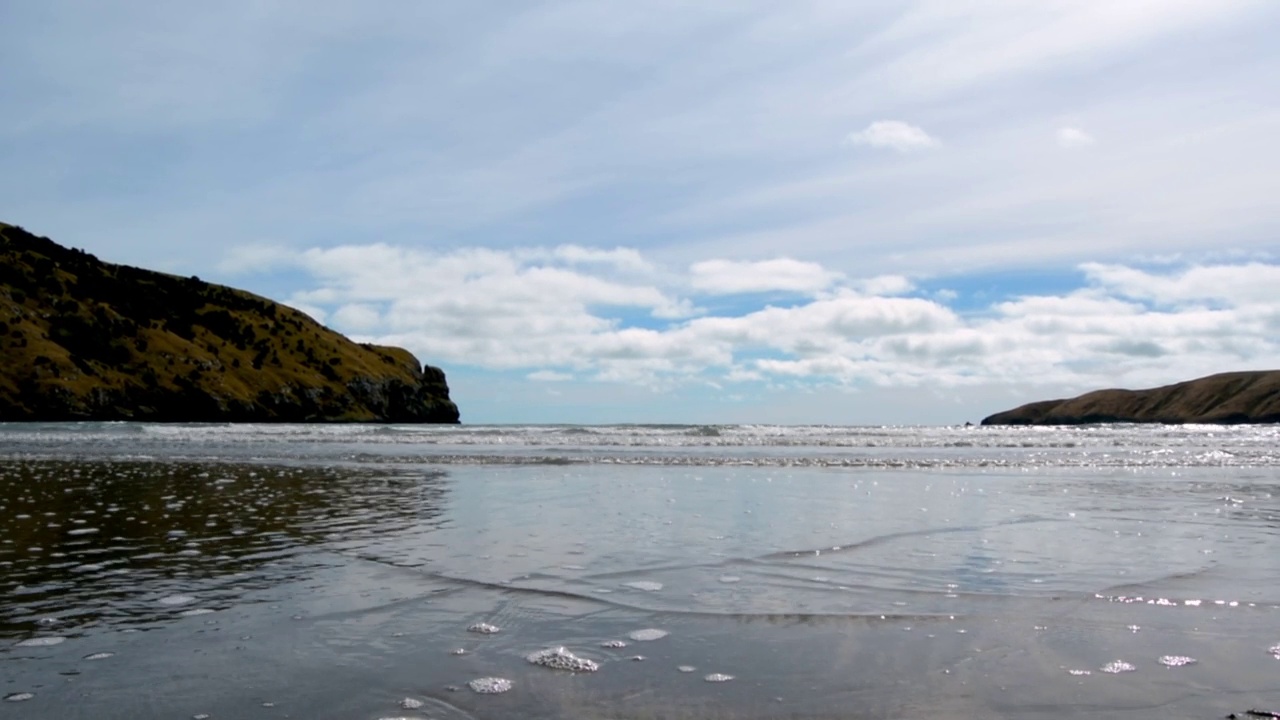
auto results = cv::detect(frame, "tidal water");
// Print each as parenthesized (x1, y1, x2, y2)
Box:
(2, 422, 1279, 719)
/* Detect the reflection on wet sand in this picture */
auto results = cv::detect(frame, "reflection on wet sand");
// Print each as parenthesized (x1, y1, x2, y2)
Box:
(0, 459, 449, 638)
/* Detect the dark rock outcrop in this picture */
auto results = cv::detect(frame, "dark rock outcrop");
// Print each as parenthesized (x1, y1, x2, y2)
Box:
(981, 371, 1280, 425)
(0, 222, 459, 422)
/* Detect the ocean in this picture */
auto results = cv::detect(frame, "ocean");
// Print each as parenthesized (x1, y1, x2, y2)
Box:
(2, 422, 1279, 719)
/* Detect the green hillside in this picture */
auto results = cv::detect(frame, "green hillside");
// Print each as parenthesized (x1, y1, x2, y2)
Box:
(0, 222, 458, 422)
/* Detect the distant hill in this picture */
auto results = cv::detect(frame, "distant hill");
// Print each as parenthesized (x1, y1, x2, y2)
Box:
(0, 222, 459, 422)
(981, 371, 1280, 425)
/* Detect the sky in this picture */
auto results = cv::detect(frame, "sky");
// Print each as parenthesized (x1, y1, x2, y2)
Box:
(3, 1, 1279, 425)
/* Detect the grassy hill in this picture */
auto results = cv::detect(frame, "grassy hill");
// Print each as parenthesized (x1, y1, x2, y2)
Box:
(0, 222, 458, 422)
(981, 370, 1280, 425)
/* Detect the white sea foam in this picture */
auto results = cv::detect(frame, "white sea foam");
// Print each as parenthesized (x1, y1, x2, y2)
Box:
(526, 646, 599, 672)
(467, 622, 500, 634)
(704, 673, 735, 682)
(628, 628, 669, 641)
(468, 677, 513, 694)
(1100, 660, 1136, 673)
(1158, 655, 1196, 667)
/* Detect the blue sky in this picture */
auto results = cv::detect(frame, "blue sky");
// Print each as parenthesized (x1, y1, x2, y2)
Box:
(3, 1, 1279, 424)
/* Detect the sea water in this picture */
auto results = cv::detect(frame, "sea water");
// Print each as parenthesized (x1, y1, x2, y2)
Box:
(1, 422, 1279, 718)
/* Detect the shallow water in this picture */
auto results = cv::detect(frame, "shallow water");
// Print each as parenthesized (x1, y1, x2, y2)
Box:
(2, 423, 1280, 718)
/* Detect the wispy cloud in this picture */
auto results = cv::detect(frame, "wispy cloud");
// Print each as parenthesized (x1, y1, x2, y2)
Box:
(843, 121, 941, 152)
(1056, 126, 1096, 148)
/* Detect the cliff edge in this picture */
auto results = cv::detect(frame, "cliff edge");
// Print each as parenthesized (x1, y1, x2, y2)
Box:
(0, 222, 459, 422)
(981, 371, 1280, 425)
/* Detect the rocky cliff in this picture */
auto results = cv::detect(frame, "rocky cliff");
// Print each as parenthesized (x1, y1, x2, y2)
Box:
(0, 223, 459, 422)
(981, 371, 1280, 425)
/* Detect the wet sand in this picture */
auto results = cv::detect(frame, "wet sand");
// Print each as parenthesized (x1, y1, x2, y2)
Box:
(3, 452, 1280, 718)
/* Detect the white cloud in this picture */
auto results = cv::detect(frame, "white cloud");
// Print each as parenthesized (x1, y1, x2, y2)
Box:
(843, 120, 941, 152)
(851, 275, 914, 296)
(689, 258, 841, 295)
(221, 238, 1280, 418)
(330, 303, 382, 333)
(1056, 126, 1096, 148)
(528, 370, 572, 382)
(548, 245, 653, 273)
(1081, 261, 1280, 306)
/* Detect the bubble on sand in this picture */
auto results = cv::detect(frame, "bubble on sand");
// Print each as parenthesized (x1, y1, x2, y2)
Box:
(1100, 660, 1136, 674)
(600, 639, 628, 648)
(628, 628, 668, 641)
(467, 622, 500, 634)
(468, 677, 512, 694)
(16, 636, 65, 647)
(704, 673, 735, 682)
(159, 594, 196, 606)
(526, 647, 599, 673)
(4, 693, 34, 702)
(83, 652, 115, 661)
(400, 697, 424, 709)
(624, 581, 664, 592)
(1158, 655, 1196, 667)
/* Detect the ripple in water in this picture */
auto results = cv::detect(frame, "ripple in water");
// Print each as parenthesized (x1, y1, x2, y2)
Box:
(468, 677, 513, 694)
(5, 693, 34, 702)
(526, 647, 599, 673)
(624, 581, 664, 592)
(628, 628, 669, 641)
(718, 575, 741, 583)
(16, 636, 65, 647)
(158, 594, 197, 606)
(83, 652, 115, 661)
(1100, 660, 1136, 674)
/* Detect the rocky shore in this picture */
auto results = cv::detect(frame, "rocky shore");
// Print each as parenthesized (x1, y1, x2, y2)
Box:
(981, 370, 1280, 425)
(0, 222, 459, 422)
